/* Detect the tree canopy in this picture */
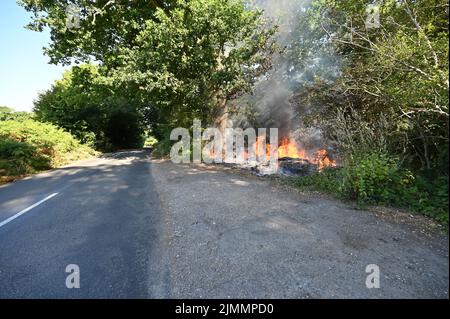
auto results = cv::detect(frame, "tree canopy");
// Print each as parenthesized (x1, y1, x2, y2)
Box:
(34, 64, 145, 150)
(289, 0, 449, 173)
(22, 0, 277, 140)
(18, 0, 176, 66)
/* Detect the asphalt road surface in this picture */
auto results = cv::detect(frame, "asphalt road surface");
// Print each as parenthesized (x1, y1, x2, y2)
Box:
(0, 150, 448, 298)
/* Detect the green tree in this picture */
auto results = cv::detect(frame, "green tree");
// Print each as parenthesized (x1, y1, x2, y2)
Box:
(20, 0, 277, 141)
(289, 0, 448, 223)
(18, 0, 176, 66)
(294, 0, 449, 173)
(34, 64, 145, 150)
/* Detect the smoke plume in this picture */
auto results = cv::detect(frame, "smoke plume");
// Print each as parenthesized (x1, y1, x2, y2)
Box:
(230, 0, 341, 151)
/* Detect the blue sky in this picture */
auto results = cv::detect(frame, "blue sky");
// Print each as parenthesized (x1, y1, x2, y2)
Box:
(0, 0, 68, 112)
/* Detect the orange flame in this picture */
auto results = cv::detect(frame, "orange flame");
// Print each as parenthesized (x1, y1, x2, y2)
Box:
(278, 138, 306, 159)
(253, 136, 272, 160)
(206, 136, 336, 170)
(314, 149, 336, 170)
(270, 138, 336, 170)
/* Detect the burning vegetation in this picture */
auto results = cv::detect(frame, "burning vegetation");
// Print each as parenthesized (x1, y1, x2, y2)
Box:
(207, 134, 337, 176)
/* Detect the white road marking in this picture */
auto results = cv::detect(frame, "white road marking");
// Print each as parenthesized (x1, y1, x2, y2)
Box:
(0, 193, 58, 228)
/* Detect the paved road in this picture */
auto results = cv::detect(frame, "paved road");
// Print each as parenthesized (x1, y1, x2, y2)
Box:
(0, 150, 167, 298)
(0, 150, 448, 298)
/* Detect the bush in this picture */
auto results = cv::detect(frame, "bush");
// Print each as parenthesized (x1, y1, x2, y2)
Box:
(0, 107, 34, 122)
(0, 139, 43, 177)
(295, 166, 344, 195)
(151, 135, 173, 158)
(340, 152, 413, 203)
(399, 175, 449, 225)
(0, 119, 96, 181)
(294, 151, 449, 225)
(0, 138, 36, 159)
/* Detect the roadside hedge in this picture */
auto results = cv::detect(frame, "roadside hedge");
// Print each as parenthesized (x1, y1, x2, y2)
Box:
(0, 119, 96, 182)
(294, 151, 449, 225)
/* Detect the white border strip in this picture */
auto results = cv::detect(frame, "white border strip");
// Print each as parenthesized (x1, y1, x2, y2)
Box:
(0, 193, 58, 228)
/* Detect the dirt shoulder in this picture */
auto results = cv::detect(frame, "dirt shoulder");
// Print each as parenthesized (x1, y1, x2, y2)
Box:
(150, 159, 449, 298)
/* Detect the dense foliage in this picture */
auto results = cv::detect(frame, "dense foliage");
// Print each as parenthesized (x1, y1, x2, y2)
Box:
(0, 116, 95, 182)
(34, 64, 145, 150)
(20, 0, 277, 142)
(109, 0, 276, 139)
(290, 0, 449, 224)
(293, 0, 448, 172)
(295, 161, 449, 225)
(18, 0, 177, 66)
(0, 106, 35, 121)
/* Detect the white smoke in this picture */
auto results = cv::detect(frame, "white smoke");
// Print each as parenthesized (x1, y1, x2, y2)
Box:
(231, 0, 341, 149)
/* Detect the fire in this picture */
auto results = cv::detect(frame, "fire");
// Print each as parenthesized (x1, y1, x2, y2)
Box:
(205, 135, 336, 171)
(278, 138, 306, 159)
(257, 137, 336, 171)
(253, 136, 271, 160)
(314, 149, 336, 170)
